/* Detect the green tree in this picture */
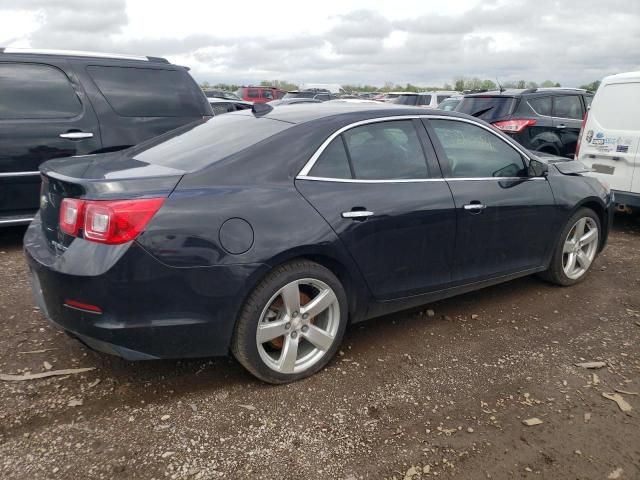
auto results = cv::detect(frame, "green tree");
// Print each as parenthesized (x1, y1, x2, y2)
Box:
(579, 80, 600, 91)
(453, 77, 465, 92)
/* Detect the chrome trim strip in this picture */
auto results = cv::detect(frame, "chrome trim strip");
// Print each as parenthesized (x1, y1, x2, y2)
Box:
(0, 171, 40, 178)
(4, 47, 149, 62)
(297, 175, 445, 183)
(297, 175, 544, 184)
(0, 217, 34, 225)
(296, 114, 532, 179)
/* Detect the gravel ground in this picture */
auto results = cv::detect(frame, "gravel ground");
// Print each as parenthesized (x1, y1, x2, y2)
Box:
(0, 216, 639, 480)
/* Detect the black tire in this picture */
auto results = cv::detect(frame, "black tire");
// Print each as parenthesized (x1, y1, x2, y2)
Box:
(231, 260, 348, 384)
(539, 207, 601, 286)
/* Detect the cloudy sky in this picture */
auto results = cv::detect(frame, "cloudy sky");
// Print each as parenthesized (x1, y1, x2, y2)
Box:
(1, 0, 639, 87)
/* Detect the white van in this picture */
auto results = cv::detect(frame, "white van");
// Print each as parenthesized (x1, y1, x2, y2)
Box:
(577, 71, 640, 209)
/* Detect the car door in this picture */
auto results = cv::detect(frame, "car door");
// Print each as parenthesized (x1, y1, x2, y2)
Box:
(0, 60, 102, 221)
(296, 118, 457, 300)
(424, 117, 557, 284)
(552, 94, 585, 157)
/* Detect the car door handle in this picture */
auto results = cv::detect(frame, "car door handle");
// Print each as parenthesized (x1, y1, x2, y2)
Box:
(463, 203, 486, 212)
(342, 210, 374, 219)
(59, 132, 94, 140)
(556, 124, 567, 129)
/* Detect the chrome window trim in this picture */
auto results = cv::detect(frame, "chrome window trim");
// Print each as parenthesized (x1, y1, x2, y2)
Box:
(297, 175, 545, 184)
(0, 171, 40, 178)
(296, 114, 532, 180)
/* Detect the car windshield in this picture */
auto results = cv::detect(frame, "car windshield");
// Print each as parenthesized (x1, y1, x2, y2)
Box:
(456, 96, 517, 121)
(438, 98, 461, 111)
(392, 95, 419, 106)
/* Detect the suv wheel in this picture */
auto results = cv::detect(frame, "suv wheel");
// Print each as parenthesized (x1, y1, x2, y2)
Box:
(231, 260, 347, 383)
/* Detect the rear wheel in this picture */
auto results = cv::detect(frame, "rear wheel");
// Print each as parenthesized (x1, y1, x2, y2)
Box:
(231, 260, 347, 384)
(540, 208, 600, 286)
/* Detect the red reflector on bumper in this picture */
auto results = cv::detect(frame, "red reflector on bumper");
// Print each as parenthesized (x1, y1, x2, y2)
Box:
(64, 299, 103, 314)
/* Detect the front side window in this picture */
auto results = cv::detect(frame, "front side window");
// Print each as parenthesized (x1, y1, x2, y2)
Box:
(552, 95, 583, 119)
(308, 120, 429, 180)
(0, 62, 81, 119)
(430, 119, 526, 178)
(262, 90, 273, 100)
(87, 66, 205, 117)
(436, 95, 450, 104)
(248, 89, 260, 99)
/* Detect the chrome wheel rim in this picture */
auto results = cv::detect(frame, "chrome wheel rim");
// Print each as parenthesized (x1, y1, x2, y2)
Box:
(562, 217, 598, 280)
(256, 278, 340, 374)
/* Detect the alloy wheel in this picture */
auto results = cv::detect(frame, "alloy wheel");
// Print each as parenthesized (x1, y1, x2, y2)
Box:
(256, 278, 340, 374)
(562, 217, 599, 280)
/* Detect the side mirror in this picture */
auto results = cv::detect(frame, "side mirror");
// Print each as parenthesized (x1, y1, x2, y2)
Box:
(528, 159, 548, 177)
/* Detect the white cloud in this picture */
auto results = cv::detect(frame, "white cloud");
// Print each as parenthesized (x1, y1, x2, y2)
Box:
(1, 0, 639, 87)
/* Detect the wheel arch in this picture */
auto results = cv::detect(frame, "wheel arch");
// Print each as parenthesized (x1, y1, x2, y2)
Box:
(239, 246, 370, 327)
(573, 197, 607, 250)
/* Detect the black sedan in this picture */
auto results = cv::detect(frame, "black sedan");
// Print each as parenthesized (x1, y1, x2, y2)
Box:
(25, 103, 613, 383)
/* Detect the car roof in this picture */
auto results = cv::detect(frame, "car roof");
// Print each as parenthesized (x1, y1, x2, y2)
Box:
(602, 71, 640, 84)
(464, 88, 591, 98)
(0, 47, 169, 63)
(245, 102, 463, 124)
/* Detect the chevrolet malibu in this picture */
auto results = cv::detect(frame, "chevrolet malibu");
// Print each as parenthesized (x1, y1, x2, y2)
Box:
(25, 103, 613, 383)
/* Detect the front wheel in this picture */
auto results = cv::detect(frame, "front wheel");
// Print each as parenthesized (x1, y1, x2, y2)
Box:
(231, 260, 347, 384)
(540, 207, 601, 286)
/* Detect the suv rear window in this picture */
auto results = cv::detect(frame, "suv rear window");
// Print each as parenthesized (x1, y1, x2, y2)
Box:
(393, 95, 419, 106)
(131, 114, 291, 171)
(456, 96, 517, 122)
(87, 66, 206, 117)
(0, 63, 81, 119)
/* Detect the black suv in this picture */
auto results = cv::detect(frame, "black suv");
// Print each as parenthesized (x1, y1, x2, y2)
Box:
(456, 88, 593, 158)
(0, 48, 213, 226)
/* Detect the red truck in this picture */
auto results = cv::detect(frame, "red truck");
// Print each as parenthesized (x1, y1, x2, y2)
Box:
(235, 86, 286, 104)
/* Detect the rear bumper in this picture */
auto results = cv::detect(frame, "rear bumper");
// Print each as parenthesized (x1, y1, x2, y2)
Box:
(612, 189, 640, 208)
(24, 219, 265, 360)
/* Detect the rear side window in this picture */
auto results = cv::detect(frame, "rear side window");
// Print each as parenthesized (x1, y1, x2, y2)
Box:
(417, 95, 433, 106)
(87, 66, 205, 117)
(0, 63, 81, 119)
(456, 96, 516, 122)
(248, 89, 260, 99)
(528, 96, 552, 116)
(591, 83, 640, 130)
(262, 90, 273, 100)
(553, 95, 583, 119)
(430, 119, 526, 178)
(436, 95, 449, 104)
(343, 120, 428, 180)
(309, 137, 352, 179)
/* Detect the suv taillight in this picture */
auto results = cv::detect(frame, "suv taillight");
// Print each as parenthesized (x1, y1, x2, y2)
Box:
(492, 119, 537, 133)
(575, 110, 589, 159)
(59, 198, 164, 244)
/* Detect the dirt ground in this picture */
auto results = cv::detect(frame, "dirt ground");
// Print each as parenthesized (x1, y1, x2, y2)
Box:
(0, 217, 639, 480)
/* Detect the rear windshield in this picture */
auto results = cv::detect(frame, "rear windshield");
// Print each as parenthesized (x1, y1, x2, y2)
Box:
(393, 95, 419, 106)
(130, 113, 291, 171)
(592, 83, 640, 130)
(456, 96, 517, 122)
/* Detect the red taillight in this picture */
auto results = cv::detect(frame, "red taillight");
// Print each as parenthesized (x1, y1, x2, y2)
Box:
(575, 110, 589, 159)
(59, 198, 85, 236)
(59, 197, 164, 245)
(492, 118, 537, 133)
